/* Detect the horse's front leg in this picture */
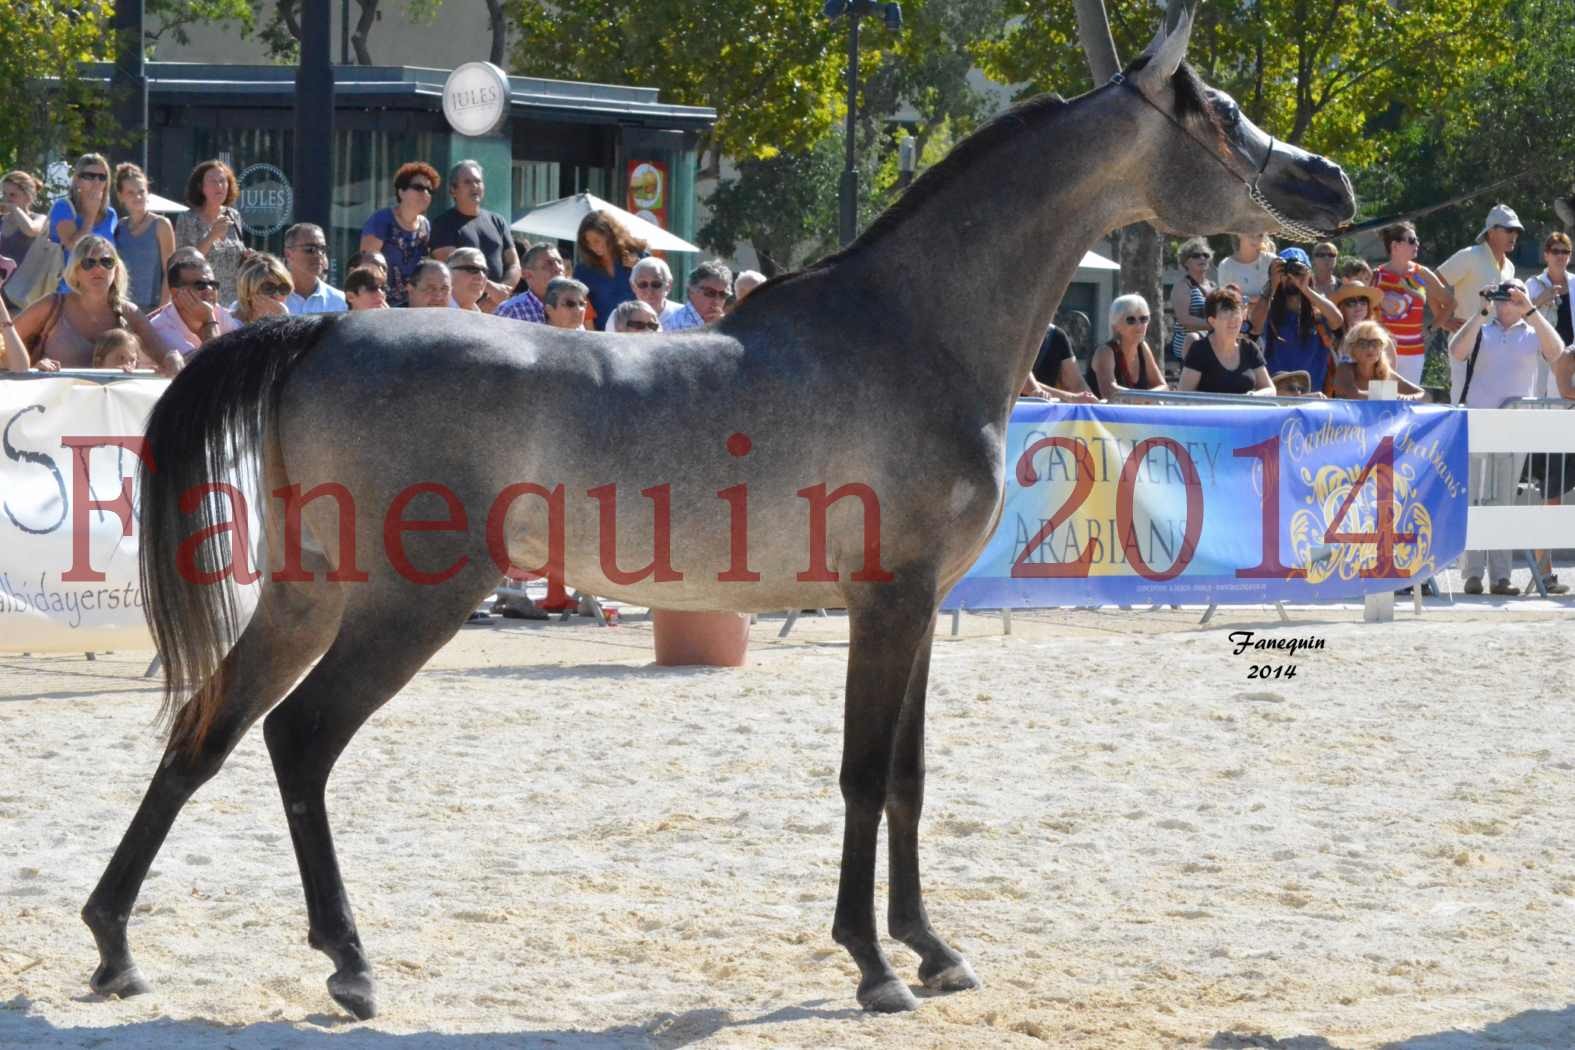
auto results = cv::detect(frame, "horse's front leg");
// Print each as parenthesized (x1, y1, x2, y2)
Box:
(886, 625, 980, 993)
(832, 586, 937, 1013)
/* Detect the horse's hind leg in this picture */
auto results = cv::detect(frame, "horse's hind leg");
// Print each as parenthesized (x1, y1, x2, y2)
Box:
(82, 577, 343, 999)
(261, 584, 489, 1021)
(886, 625, 980, 993)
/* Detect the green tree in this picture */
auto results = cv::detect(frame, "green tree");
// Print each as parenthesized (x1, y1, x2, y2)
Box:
(145, 0, 255, 53)
(0, 1, 117, 176)
(972, 0, 1511, 171)
(504, 0, 849, 176)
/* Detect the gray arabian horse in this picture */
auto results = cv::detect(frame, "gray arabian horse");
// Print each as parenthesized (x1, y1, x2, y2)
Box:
(83, 2, 1354, 1020)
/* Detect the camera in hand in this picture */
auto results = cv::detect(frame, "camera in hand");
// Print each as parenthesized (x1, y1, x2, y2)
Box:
(1284, 261, 1308, 277)
(1483, 283, 1515, 301)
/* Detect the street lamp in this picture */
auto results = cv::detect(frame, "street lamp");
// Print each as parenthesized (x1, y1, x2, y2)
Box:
(823, 0, 903, 246)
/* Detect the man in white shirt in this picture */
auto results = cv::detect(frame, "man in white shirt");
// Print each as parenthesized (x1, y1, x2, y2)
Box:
(1448, 277, 1564, 595)
(282, 223, 347, 315)
(1437, 204, 1522, 400)
(146, 253, 238, 357)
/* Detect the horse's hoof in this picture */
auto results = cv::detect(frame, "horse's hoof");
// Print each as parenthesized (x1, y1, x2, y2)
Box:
(858, 975, 919, 1013)
(921, 958, 981, 993)
(90, 963, 151, 999)
(327, 968, 378, 1020)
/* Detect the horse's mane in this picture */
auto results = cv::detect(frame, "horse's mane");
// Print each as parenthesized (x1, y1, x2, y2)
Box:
(733, 59, 1217, 312)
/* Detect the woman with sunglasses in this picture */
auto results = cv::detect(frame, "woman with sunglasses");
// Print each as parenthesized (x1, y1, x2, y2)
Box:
(176, 160, 247, 305)
(2, 236, 179, 376)
(1330, 321, 1424, 401)
(1180, 287, 1274, 396)
(1168, 237, 1213, 362)
(448, 247, 489, 311)
(360, 162, 438, 307)
(231, 254, 294, 324)
(1527, 232, 1573, 394)
(609, 298, 661, 333)
(1, 171, 48, 312)
(48, 154, 118, 256)
(1086, 294, 1168, 401)
(573, 210, 648, 331)
(1374, 220, 1453, 387)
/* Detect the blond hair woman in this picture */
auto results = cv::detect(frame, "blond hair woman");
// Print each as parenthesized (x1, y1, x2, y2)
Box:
(1331, 320, 1424, 401)
(232, 253, 293, 324)
(1, 235, 179, 375)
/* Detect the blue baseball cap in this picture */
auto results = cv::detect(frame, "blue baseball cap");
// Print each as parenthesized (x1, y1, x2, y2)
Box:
(1278, 247, 1312, 268)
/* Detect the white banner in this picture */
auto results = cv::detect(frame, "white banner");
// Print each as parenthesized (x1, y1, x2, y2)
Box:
(0, 376, 166, 652)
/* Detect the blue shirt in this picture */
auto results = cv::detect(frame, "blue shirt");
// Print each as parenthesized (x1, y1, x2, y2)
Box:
(48, 198, 118, 292)
(573, 258, 640, 331)
(1263, 310, 1330, 392)
(665, 302, 705, 332)
(286, 280, 348, 315)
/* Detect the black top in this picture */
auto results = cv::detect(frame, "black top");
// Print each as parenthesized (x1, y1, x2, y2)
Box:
(1557, 289, 1572, 346)
(1032, 324, 1074, 386)
(1084, 340, 1153, 400)
(1183, 334, 1266, 395)
(429, 207, 513, 281)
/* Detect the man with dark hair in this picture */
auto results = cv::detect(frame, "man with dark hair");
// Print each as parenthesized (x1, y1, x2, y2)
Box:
(343, 266, 388, 310)
(496, 243, 566, 323)
(146, 249, 237, 356)
(430, 160, 520, 312)
(664, 261, 732, 332)
(282, 223, 347, 315)
(406, 259, 452, 309)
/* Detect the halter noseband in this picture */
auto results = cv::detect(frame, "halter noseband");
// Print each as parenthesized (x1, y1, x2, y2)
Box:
(1108, 71, 1329, 243)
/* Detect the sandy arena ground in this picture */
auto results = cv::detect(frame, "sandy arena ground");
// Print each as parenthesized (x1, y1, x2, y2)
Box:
(4, 584, 1575, 1049)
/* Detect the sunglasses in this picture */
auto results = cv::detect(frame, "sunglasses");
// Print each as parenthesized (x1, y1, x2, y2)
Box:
(1397, 236, 1420, 245)
(1125, 315, 1151, 325)
(77, 171, 109, 182)
(290, 243, 326, 255)
(452, 264, 486, 274)
(1351, 338, 1385, 350)
(1186, 253, 1210, 261)
(404, 183, 434, 194)
(634, 279, 668, 290)
(181, 279, 220, 291)
(694, 286, 727, 300)
(623, 320, 660, 331)
(260, 281, 292, 297)
(556, 299, 587, 310)
(79, 257, 116, 271)
(1549, 248, 1572, 256)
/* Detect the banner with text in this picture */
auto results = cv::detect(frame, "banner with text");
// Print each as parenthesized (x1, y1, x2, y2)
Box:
(945, 401, 1469, 608)
(0, 377, 164, 651)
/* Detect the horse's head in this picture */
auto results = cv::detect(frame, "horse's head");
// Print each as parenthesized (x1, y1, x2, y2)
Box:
(1115, 0, 1356, 240)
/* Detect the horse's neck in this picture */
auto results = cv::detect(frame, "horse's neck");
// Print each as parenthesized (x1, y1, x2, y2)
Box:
(834, 89, 1146, 415)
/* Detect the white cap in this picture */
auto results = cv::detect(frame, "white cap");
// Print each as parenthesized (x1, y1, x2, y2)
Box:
(1476, 203, 1524, 242)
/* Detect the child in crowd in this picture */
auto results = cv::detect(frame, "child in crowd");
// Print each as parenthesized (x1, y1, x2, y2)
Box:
(91, 328, 141, 372)
(1338, 256, 1374, 286)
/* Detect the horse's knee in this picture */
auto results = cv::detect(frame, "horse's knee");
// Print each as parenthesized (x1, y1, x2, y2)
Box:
(839, 767, 888, 815)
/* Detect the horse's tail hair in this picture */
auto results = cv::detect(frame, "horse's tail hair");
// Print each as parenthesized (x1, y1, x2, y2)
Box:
(141, 314, 339, 756)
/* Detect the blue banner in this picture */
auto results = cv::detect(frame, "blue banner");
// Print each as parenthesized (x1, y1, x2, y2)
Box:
(945, 401, 1468, 608)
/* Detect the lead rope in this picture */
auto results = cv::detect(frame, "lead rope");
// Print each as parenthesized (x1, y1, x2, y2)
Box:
(1109, 71, 1331, 244)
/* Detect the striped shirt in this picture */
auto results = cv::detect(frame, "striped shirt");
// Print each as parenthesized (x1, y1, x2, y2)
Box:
(1376, 264, 1428, 357)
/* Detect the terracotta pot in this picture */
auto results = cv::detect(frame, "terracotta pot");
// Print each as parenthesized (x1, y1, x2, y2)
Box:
(650, 609, 751, 667)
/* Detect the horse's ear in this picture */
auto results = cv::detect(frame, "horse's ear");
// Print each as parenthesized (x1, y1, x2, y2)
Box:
(1130, 0, 1194, 94)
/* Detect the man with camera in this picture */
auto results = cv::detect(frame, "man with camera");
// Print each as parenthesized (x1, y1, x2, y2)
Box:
(1449, 278, 1566, 595)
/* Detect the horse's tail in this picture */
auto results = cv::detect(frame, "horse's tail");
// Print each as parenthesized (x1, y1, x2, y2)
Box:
(140, 314, 340, 754)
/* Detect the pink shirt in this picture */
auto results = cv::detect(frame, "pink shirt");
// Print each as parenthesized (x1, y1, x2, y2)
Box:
(148, 302, 239, 358)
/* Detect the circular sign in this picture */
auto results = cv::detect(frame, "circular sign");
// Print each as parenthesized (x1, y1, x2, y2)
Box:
(236, 163, 294, 236)
(629, 162, 664, 210)
(443, 61, 511, 138)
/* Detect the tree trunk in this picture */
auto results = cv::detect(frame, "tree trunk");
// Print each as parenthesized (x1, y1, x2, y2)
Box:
(278, 0, 302, 42)
(350, 0, 378, 66)
(1118, 221, 1164, 355)
(486, 0, 507, 66)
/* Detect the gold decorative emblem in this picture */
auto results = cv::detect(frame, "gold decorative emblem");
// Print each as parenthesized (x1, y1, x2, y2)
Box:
(1289, 463, 1435, 583)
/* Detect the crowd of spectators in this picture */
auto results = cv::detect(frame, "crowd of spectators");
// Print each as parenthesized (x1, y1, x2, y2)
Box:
(2, 154, 768, 378)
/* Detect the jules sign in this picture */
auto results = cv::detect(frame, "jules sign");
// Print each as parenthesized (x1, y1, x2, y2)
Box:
(443, 62, 510, 138)
(236, 163, 294, 237)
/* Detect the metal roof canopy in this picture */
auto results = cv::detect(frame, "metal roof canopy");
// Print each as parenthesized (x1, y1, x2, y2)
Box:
(76, 63, 716, 131)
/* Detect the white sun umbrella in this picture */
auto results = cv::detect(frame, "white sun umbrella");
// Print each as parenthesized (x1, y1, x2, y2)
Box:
(145, 192, 188, 214)
(1078, 249, 1120, 271)
(510, 191, 700, 253)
